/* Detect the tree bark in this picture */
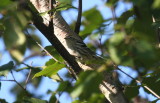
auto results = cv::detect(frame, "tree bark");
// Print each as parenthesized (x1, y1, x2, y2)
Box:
(27, 0, 129, 102)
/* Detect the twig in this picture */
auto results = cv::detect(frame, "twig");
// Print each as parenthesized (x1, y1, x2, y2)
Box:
(27, 24, 77, 80)
(25, 30, 60, 63)
(56, 78, 75, 102)
(112, 64, 160, 99)
(24, 62, 33, 89)
(74, 0, 82, 34)
(10, 70, 26, 91)
(25, 68, 32, 89)
(28, 0, 82, 77)
(68, 66, 78, 80)
(0, 80, 15, 82)
(110, 6, 116, 24)
(32, 11, 80, 78)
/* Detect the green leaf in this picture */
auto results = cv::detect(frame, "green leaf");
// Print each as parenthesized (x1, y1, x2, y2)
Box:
(16, 67, 30, 72)
(1, 6, 31, 62)
(3, 19, 26, 62)
(49, 92, 57, 103)
(0, 0, 13, 10)
(55, 4, 77, 11)
(115, 10, 134, 30)
(152, 0, 160, 8)
(132, 40, 159, 68)
(108, 32, 125, 64)
(142, 73, 160, 95)
(88, 94, 105, 103)
(2, 23, 25, 62)
(33, 62, 64, 78)
(45, 59, 63, 82)
(39, 11, 50, 16)
(22, 97, 47, 103)
(124, 86, 140, 100)
(26, 34, 41, 52)
(0, 23, 5, 34)
(57, 81, 72, 92)
(39, 2, 76, 16)
(109, 46, 120, 64)
(80, 7, 104, 38)
(72, 100, 87, 103)
(70, 71, 102, 100)
(109, 32, 125, 46)
(50, 74, 62, 82)
(0, 61, 14, 76)
(45, 46, 64, 62)
(56, 0, 72, 4)
(45, 59, 55, 66)
(0, 99, 7, 103)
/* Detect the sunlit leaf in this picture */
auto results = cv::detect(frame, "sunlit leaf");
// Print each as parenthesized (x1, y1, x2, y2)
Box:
(109, 32, 125, 46)
(22, 97, 47, 103)
(16, 67, 30, 72)
(55, 4, 77, 11)
(72, 100, 86, 103)
(152, 0, 160, 9)
(45, 46, 64, 62)
(45, 59, 55, 66)
(50, 74, 62, 82)
(39, 2, 76, 16)
(108, 32, 125, 64)
(56, 0, 72, 4)
(16, 66, 40, 72)
(33, 62, 65, 78)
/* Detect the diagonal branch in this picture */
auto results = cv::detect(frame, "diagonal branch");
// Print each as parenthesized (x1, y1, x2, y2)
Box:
(74, 0, 82, 34)
(26, 0, 129, 102)
(116, 65, 160, 99)
(27, 0, 82, 75)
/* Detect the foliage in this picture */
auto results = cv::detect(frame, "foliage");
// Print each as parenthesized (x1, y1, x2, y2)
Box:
(0, 0, 160, 103)
(0, 61, 14, 76)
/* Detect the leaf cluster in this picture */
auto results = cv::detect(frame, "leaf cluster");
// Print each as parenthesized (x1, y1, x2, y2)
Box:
(0, 0, 160, 102)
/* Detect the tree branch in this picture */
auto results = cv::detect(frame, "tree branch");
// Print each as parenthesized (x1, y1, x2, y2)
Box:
(27, 0, 82, 75)
(115, 64, 160, 99)
(74, 0, 82, 34)
(10, 71, 27, 92)
(26, 0, 129, 102)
